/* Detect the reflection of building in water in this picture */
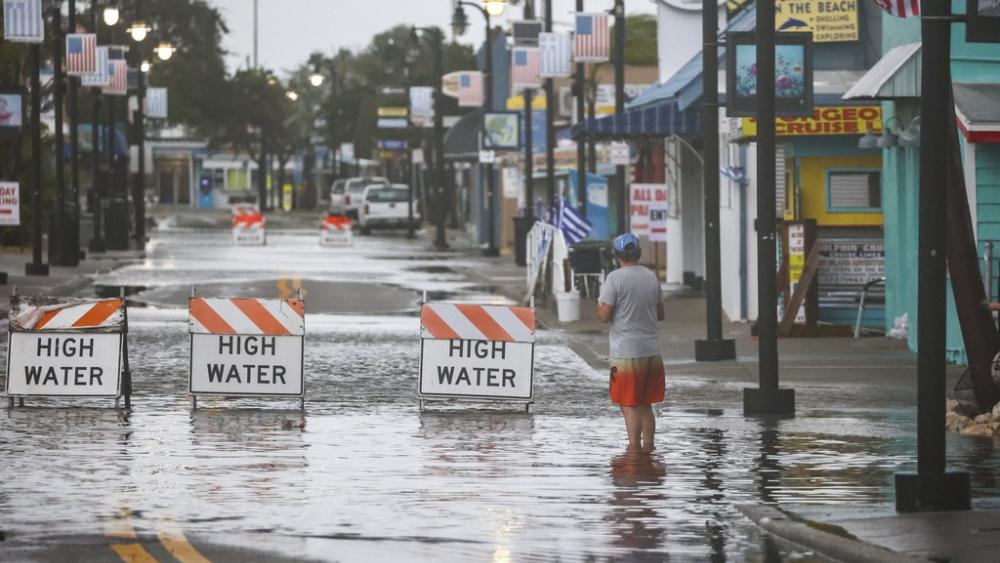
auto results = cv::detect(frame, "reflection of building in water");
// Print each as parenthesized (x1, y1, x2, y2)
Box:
(607, 451, 667, 555)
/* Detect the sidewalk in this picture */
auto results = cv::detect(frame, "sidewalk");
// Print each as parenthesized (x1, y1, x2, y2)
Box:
(443, 233, 999, 563)
(0, 245, 140, 314)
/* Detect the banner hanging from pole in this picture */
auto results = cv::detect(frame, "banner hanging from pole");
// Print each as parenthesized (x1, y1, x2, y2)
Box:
(2, 0, 44, 43)
(539, 32, 573, 78)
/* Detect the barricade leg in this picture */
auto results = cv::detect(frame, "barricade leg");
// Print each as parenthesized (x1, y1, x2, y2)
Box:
(8, 397, 13, 409)
(191, 396, 198, 410)
(18, 398, 24, 407)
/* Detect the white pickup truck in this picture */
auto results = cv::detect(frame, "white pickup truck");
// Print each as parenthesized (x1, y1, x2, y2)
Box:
(356, 184, 420, 234)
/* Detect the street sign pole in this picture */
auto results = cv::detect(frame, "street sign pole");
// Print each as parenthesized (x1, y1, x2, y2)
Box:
(26, 43, 48, 276)
(743, 0, 794, 415)
(431, 29, 448, 250)
(483, 10, 499, 257)
(695, 0, 736, 361)
(66, 0, 81, 266)
(524, 88, 534, 223)
(575, 0, 586, 217)
(52, 6, 68, 266)
(544, 0, 556, 209)
(613, 0, 627, 235)
(88, 1, 106, 254)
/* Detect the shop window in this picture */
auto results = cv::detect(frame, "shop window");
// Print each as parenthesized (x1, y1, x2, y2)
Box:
(827, 170, 881, 212)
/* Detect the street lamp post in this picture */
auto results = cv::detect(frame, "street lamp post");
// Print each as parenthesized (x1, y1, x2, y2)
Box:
(544, 0, 555, 209)
(613, 0, 626, 234)
(575, 0, 586, 217)
(455, 1, 504, 257)
(129, 8, 150, 250)
(66, 0, 82, 266)
(26, 41, 47, 276)
(89, 0, 107, 253)
(413, 26, 448, 250)
(52, 4, 68, 265)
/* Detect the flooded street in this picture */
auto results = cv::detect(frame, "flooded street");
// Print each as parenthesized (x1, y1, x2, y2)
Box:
(3, 225, 999, 562)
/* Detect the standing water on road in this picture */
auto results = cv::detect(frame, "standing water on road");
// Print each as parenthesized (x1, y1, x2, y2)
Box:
(3, 227, 999, 561)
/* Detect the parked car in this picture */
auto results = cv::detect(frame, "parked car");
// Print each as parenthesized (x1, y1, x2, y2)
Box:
(328, 179, 348, 212)
(356, 184, 420, 234)
(343, 176, 389, 219)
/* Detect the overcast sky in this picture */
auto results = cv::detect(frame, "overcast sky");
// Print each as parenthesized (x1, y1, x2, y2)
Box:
(208, 0, 658, 75)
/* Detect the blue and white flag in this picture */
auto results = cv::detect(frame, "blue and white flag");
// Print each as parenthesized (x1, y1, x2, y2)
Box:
(145, 87, 168, 119)
(539, 32, 572, 78)
(548, 197, 592, 245)
(3, 0, 44, 43)
(81, 46, 110, 87)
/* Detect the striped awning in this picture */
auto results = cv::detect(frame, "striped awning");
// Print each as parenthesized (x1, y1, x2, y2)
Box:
(570, 100, 698, 140)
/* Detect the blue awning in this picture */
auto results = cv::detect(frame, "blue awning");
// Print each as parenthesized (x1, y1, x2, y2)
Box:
(570, 100, 699, 140)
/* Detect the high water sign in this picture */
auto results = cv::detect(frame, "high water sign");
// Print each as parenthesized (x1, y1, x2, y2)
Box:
(188, 297, 305, 397)
(419, 303, 535, 401)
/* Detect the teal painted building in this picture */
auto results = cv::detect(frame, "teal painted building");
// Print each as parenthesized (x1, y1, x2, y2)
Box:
(851, 3, 1000, 361)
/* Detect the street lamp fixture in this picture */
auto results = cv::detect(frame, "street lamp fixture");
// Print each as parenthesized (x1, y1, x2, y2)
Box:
(127, 20, 151, 42)
(451, 5, 469, 36)
(155, 42, 175, 61)
(286, 90, 299, 101)
(140, 60, 151, 73)
(309, 71, 325, 87)
(483, 0, 507, 17)
(103, 3, 119, 26)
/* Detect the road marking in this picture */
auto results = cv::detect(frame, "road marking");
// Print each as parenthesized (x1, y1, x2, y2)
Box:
(104, 507, 138, 539)
(156, 518, 212, 563)
(111, 543, 159, 563)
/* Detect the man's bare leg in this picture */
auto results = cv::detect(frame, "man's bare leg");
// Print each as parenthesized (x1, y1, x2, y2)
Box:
(640, 406, 656, 452)
(620, 406, 643, 451)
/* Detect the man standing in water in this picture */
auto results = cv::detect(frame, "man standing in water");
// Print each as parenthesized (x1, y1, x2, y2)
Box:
(597, 233, 666, 452)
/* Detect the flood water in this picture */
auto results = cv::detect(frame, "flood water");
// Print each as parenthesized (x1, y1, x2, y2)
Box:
(2, 226, 999, 562)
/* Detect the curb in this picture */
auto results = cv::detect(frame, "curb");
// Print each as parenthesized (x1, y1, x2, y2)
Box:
(738, 505, 926, 563)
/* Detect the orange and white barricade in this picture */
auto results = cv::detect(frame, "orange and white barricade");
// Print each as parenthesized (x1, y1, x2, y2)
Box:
(232, 204, 266, 246)
(6, 294, 131, 406)
(418, 302, 535, 409)
(188, 294, 305, 407)
(320, 213, 353, 246)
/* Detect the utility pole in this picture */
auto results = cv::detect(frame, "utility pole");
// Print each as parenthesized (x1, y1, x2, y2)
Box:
(695, 0, 735, 361)
(893, 0, 970, 512)
(134, 29, 147, 248)
(428, 28, 448, 250)
(613, 0, 626, 234)
(575, 0, 587, 216)
(66, 0, 81, 265)
(26, 43, 48, 276)
(743, 0, 794, 415)
(483, 11, 498, 256)
(52, 5, 67, 264)
(544, 0, 556, 209)
(89, 0, 106, 253)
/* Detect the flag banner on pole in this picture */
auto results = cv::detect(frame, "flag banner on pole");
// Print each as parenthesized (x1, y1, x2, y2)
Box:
(3, 0, 44, 43)
(511, 47, 542, 90)
(66, 33, 98, 76)
(457, 71, 484, 107)
(145, 87, 168, 119)
(409, 86, 434, 126)
(548, 197, 592, 245)
(574, 13, 609, 62)
(539, 32, 572, 78)
(870, 0, 919, 17)
(107, 45, 127, 60)
(103, 60, 128, 96)
(81, 46, 110, 87)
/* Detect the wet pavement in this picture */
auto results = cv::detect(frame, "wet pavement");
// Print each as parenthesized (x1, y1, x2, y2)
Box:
(3, 222, 1000, 562)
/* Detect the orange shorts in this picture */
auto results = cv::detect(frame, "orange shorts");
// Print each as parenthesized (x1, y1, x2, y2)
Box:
(609, 355, 665, 406)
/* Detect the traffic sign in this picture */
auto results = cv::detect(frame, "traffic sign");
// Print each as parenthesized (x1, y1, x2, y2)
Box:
(379, 139, 407, 151)
(418, 302, 535, 402)
(6, 296, 128, 401)
(379, 86, 407, 96)
(610, 141, 630, 165)
(377, 107, 408, 118)
(479, 149, 496, 164)
(377, 117, 410, 129)
(188, 296, 305, 400)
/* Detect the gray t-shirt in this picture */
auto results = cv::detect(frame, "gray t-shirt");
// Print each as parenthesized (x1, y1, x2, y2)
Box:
(598, 265, 662, 359)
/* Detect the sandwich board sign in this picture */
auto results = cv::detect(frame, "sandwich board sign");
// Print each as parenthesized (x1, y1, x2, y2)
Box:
(320, 213, 352, 246)
(5, 295, 130, 406)
(188, 295, 305, 407)
(418, 302, 535, 409)
(232, 204, 266, 246)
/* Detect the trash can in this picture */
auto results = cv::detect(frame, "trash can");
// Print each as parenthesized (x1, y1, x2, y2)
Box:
(513, 216, 531, 267)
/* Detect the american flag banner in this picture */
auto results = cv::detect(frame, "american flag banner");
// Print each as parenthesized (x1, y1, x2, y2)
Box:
(511, 47, 542, 91)
(81, 46, 110, 87)
(145, 87, 168, 119)
(103, 60, 128, 96)
(457, 71, 484, 107)
(574, 13, 610, 63)
(3, 0, 44, 43)
(66, 33, 98, 76)
(539, 32, 572, 78)
(870, 0, 920, 17)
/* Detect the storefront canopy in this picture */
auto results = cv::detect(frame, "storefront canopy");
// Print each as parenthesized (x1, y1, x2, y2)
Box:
(842, 42, 921, 100)
(444, 108, 481, 162)
(569, 101, 699, 141)
(955, 83, 1000, 143)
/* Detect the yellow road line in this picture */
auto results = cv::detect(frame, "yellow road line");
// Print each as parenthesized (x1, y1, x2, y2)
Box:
(110, 543, 159, 563)
(104, 507, 138, 540)
(156, 518, 212, 563)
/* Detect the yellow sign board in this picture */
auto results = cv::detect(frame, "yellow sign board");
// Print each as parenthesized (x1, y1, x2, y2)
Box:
(775, 0, 858, 43)
(377, 107, 409, 118)
(741, 106, 882, 137)
(506, 93, 547, 111)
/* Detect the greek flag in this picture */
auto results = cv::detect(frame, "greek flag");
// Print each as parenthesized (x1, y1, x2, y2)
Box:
(539, 32, 572, 78)
(3, 0, 44, 43)
(548, 197, 592, 245)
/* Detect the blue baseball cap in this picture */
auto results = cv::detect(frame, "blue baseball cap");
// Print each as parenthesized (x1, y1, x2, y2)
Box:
(613, 233, 640, 253)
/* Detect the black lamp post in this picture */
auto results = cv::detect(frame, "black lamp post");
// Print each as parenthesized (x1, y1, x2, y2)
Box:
(454, 0, 506, 257)
(413, 26, 448, 250)
(65, 0, 81, 266)
(89, 0, 107, 253)
(128, 9, 151, 251)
